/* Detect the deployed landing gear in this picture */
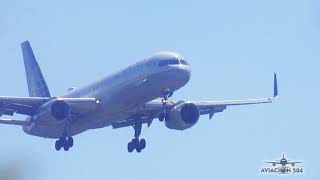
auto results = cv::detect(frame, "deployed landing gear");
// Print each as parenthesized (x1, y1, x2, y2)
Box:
(127, 138, 146, 153)
(55, 137, 73, 151)
(159, 88, 173, 122)
(127, 117, 146, 153)
(159, 114, 165, 122)
(161, 88, 172, 104)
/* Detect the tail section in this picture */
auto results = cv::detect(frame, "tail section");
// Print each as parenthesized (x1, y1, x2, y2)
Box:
(21, 41, 51, 97)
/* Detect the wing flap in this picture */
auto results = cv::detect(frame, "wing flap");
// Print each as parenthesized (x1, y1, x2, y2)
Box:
(0, 118, 29, 126)
(0, 96, 50, 116)
(192, 98, 273, 107)
(0, 96, 100, 117)
(60, 98, 101, 113)
(112, 117, 153, 129)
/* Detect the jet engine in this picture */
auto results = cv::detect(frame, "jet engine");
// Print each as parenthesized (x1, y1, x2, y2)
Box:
(35, 99, 71, 123)
(50, 100, 70, 120)
(165, 101, 200, 130)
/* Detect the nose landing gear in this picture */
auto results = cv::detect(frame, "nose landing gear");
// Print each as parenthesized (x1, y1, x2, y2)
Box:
(159, 88, 173, 122)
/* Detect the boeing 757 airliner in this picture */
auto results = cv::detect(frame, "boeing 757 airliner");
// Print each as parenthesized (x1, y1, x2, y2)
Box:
(0, 41, 278, 153)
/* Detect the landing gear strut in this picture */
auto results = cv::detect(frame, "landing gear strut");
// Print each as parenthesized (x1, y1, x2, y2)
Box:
(55, 137, 73, 151)
(127, 117, 146, 153)
(159, 88, 173, 122)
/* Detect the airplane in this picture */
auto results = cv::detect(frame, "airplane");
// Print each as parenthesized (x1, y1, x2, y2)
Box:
(265, 154, 302, 167)
(0, 41, 278, 153)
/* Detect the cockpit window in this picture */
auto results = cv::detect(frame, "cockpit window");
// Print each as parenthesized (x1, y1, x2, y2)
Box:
(168, 59, 180, 65)
(180, 60, 189, 65)
(158, 59, 180, 66)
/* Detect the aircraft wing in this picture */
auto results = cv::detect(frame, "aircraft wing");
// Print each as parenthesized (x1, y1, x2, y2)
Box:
(265, 161, 281, 164)
(287, 161, 303, 164)
(0, 118, 30, 126)
(140, 97, 275, 121)
(0, 96, 100, 126)
(112, 74, 278, 128)
(190, 98, 274, 118)
(0, 96, 50, 116)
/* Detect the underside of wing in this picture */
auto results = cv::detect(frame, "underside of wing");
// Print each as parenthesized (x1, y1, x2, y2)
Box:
(192, 98, 274, 117)
(0, 96, 100, 117)
(265, 161, 280, 164)
(288, 161, 302, 164)
(0, 96, 50, 116)
(0, 118, 30, 126)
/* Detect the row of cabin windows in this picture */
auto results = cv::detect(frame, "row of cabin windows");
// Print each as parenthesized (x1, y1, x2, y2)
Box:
(158, 59, 189, 66)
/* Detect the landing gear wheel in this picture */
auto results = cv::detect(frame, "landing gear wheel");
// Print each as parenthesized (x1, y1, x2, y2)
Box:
(135, 139, 146, 153)
(140, 139, 146, 150)
(132, 138, 139, 146)
(127, 142, 134, 153)
(136, 146, 142, 153)
(159, 114, 164, 122)
(67, 137, 74, 147)
(55, 140, 62, 151)
(59, 137, 66, 144)
(63, 144, 70, 151)
(133, 138, 143, 153)
(55, 137, 74, 151)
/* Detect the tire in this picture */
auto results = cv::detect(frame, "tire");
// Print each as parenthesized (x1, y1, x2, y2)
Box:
(67, 137, 74, 147)
(139, 139, 146, 149)
(63, 144, 70, 151)
(136, 146, 142, 153)
(159, 114, 164, 122)
(59, 137, 66, 144)
(132, 138, 139, 145)
(55, 140, 62, 151)
(127, 142, 134, 153)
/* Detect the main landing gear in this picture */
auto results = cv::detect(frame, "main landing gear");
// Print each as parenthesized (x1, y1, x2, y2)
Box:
(127, 117, 146, 153)
(55, 137, 73, 151)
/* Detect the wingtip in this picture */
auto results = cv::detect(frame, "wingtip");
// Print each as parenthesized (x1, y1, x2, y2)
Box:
(273, 73, 278, 98)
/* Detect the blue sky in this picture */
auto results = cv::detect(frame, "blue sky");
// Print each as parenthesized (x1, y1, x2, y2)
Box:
(0, 0, 319, 179)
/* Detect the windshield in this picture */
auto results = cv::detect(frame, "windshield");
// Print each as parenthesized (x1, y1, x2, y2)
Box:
(158, 59, 180, 66)
(158, 59, 188, 66)
(180, 60, 189, 65)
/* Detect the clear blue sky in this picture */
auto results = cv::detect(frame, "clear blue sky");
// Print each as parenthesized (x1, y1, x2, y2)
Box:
(0, 0, 319, 179)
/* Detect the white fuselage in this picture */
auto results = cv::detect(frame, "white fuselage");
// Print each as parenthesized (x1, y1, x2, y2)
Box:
(23, 52, 191, 138)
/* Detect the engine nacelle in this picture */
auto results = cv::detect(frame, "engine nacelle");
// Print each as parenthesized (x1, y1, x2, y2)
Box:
(35, 99, 71, 124)
(50, 100, 70, 120)
(165, 101, 200, 130)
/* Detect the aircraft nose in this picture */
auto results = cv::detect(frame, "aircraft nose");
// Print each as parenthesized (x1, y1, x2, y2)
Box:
(184, 67, 191, 81)
(176, 65, 191, 85)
